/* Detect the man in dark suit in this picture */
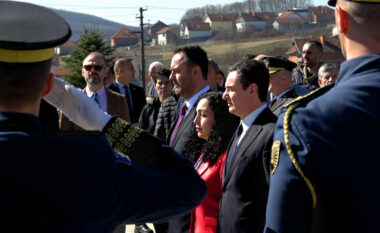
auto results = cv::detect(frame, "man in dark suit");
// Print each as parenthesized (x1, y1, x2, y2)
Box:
(166, 46, 210, 233)
(108, 58, 146, 124)
(259, 56, 299, 116)
(0, 1, 206, 232)
(219, 60, 277, 233)
(60, 52, 130, 131)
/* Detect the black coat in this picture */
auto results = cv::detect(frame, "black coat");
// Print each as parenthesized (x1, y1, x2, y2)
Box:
(218, 107, 277, 233)
(138, 96, 161, 134)
(108, 82, 146, 124)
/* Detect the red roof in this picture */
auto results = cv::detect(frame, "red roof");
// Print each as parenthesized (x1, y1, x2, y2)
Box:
(111, 28, 138, 40)
(237, 13, 264, 22)
(156, 26, 173, 34)
(275, 11, 307, 24)
(207, 13, 239, 22)
(53, 67, 71, 77)
(186, 22, 210, 31)
(149, 21, 168, 34)
(60, 40, 76, 48)
(308, 6, 335, 23)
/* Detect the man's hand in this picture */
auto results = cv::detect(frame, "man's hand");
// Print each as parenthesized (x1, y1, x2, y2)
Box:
(44, 77, 111, 131)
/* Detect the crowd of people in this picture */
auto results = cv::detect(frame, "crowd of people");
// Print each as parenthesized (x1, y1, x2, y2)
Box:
(1, 0, 380, 233)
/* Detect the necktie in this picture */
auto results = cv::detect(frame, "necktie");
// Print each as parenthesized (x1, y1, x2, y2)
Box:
(225, 124, 243, 171)
(92, 92, 99, 105)
(169, 103, 188, 145)
(124, 85, 133, 116)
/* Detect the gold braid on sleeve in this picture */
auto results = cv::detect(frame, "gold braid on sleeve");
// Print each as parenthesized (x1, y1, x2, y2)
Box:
(282, 83, 334, 209)
(102, 117, 162, 162)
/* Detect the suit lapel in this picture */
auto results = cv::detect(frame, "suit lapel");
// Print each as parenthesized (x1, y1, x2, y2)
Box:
(223, 124, 262, 186)
(270, 98, 287, 113)
(171, 107, 195, 146)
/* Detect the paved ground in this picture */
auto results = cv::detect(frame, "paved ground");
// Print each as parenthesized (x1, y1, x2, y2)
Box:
(124, 223, 156, 233)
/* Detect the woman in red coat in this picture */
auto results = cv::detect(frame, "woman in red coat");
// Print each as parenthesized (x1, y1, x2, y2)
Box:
(183, 92, 239, 233)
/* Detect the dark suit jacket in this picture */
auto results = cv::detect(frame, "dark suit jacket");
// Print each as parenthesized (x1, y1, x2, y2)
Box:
(167, 97, 195, 154)
(108, 82, 146, 124)
(217, 107, 277, 233)
(60, 88, 130, 131)
(269, 88, 298, 116)
(166, 97, 200, 233)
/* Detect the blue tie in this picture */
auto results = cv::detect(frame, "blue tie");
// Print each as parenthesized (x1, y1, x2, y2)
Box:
(92, 92, 99, 105)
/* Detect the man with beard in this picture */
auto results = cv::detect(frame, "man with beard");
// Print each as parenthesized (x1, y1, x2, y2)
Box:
(60, 52, 130, 131)
(292, 41, 323, 91)
(166, 46, 210, 233)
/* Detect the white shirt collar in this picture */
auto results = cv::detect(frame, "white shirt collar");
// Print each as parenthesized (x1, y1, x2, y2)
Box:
(184, 85, 210, 113)
(241, 104, 267, 133)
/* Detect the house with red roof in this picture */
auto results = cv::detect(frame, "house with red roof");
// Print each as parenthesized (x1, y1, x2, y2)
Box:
(180, 18, 211, 39)
(157, 27, 177, 46)
(111, 28, 139, 47)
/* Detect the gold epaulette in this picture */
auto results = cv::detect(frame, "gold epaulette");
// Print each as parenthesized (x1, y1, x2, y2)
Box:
(284, 83, 335, 109)
(282, 84, 334, 209)
(102, 117, 162, 164)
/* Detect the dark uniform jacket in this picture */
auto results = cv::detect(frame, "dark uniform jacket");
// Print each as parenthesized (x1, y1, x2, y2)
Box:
(265, 54, 380, 233)
(0, 112, 206, 233)
(269, 88, 299, 116)
(217, 107, 277, 233)
(108, 82, 146, 124)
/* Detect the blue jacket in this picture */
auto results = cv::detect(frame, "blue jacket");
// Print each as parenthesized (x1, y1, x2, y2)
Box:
(265, 55, 380, 233)
(0, 112, 206, 233)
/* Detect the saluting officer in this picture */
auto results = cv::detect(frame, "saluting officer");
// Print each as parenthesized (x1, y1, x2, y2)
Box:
(0, 1, 206, 233)
(265, 0, 380, 232)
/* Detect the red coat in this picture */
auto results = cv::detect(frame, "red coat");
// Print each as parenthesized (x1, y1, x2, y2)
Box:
(190, 150, 226, 233)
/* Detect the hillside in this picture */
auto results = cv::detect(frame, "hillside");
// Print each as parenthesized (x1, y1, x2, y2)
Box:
(52, 9, 138, 41)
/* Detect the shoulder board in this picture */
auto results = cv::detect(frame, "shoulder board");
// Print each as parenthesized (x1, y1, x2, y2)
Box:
(284, 83, 335, 109)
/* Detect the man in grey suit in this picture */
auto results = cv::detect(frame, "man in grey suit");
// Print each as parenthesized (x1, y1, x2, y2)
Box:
(219, 60, 277, 233)
(166, 46, 210, 233)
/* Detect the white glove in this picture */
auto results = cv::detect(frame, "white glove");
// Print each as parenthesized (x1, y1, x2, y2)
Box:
(44, 77, 111, 131)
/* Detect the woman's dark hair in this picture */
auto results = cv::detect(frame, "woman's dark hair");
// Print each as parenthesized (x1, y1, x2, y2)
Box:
(183, 92, 240, 165)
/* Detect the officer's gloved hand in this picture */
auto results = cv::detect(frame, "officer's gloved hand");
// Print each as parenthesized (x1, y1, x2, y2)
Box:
(44, 77, 111, 131)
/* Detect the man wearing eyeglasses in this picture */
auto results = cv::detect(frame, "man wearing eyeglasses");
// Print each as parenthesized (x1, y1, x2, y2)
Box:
(60, 52, 130, 131)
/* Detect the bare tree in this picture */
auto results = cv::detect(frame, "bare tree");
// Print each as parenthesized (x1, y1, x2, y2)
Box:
(256, 0, 313, 13)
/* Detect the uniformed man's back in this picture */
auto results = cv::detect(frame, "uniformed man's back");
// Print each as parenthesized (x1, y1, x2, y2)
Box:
(0, 2, 206, 232)
(265, 0, 380, 232)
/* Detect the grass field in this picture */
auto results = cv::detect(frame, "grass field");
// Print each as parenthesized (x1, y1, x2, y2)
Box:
(115, 36, 293, 74)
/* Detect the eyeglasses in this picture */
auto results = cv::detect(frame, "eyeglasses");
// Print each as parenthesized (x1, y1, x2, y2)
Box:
(84, 65, 103, 71)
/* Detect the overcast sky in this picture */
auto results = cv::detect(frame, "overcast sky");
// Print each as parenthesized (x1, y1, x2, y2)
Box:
(15, 0, 328, 26)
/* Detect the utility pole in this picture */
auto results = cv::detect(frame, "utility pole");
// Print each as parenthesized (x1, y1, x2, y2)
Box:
(137, 7, 147, 92)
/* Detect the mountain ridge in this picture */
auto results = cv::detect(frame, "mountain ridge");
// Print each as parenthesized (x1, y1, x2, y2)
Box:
(52, 9, 139, 41)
